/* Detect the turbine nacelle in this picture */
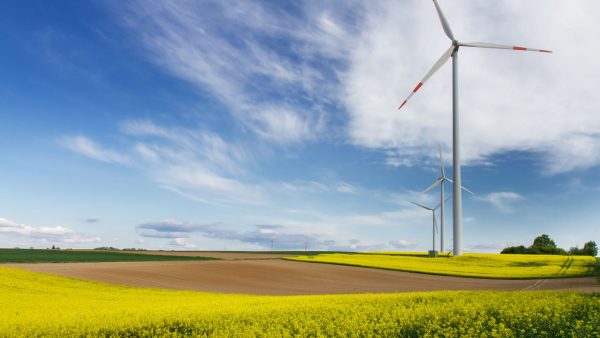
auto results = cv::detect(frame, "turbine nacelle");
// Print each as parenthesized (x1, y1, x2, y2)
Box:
(421, 146, 474, 195)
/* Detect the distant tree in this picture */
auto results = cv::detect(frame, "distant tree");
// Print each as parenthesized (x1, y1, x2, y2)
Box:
(501, 245, 528, 254)
(502, 234, 567, 255)
(529, 234, 567, 255)
(503, 236, 597, 256)
(94, 246, 120, 251)
(582, 241, 598, 256)
(568, 246, 580, 255)
(531, 234, 556, 249)
(569, 241, 598, 256)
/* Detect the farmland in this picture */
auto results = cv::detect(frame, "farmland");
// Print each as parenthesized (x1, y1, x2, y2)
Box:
(11, 259, 599, 294)
(1, 266, 598, 337)
(288, 252, 596, 279)
(0, 248, 218, 263)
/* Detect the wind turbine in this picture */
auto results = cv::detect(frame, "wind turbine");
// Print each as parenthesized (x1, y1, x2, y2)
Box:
(398, 0, 552, 256)
(410, 202, 438, 255)
(422, 145, 473, 253)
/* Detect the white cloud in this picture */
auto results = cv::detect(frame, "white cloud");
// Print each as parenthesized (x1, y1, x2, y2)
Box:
(169, 237, 196, 248)
(389, 239, 415, 249)
(0, 217, 31, 234)
(476, 192, 523, 212)
(0, 217, 101, 244)
(542, 134, 600, 174)
(336, 182, 357, 194)
(59, 136, 130, 165)
(136, 220, 337, 250)
(343, 0, 600, 174)
(248, 106, 315, 144)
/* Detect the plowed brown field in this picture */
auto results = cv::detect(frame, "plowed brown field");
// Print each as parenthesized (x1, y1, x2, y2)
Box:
(7, 259, 599, 295)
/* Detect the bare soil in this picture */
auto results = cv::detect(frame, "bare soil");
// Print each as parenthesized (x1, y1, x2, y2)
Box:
(7, 259, 599, 295)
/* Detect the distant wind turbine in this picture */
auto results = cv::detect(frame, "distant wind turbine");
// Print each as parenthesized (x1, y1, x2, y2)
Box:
(398, 0, 552, 256)
(421, 145, 473, 253)
(411, 196, 451, 255)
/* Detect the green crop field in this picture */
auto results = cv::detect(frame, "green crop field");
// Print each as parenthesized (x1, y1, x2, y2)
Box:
(0, 266, 598, 337)
(287, 253, 597, 279)
(0, 248, 218, 263)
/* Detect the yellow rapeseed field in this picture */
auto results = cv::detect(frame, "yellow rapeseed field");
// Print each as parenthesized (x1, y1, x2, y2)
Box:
(364, 251, 435, 256)
(1, 266, 599, 337)
(288, 253, 596, 279)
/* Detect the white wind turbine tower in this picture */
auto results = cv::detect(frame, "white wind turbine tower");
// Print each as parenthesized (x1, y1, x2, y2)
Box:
(422, 146, 473, 253)
(398, 0, 552, 256)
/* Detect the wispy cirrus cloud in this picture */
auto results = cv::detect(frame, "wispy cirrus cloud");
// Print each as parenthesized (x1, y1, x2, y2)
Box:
(61, 119, 266, 205)
(124, 120, 265, 204)
(61, 118, 374, 206)
(278, 180, 357, 195)
(476, 192, 523, 212)
(59, 136, 130, 165)
(111, 0, 361, 144)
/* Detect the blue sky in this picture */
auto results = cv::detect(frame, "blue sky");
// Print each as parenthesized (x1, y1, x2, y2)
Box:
(1, 0, 599, 252)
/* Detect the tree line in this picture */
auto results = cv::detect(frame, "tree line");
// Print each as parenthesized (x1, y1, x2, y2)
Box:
(501, 234, 597, 256)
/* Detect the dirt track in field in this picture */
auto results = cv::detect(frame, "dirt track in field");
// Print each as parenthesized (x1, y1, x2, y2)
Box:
(7, 259, 599, 295)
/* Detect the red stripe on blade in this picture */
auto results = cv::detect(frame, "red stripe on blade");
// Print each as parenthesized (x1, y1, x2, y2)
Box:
(513, 46, 527, 51)
(413, 82, 423, 93)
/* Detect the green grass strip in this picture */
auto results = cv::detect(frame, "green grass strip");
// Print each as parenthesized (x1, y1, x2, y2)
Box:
(0, 248, 218, 263)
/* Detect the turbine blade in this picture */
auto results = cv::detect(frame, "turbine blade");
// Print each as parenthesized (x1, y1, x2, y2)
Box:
(434, 194, 453, 210)
(398, 45, 455, 109)
(411, 201, 433, 211)
(445, 178, 475, 195)
(438, 145, 445, 178)
(459, 41, 552, 53)
(422, 178, 443, 193)
(461, 185, 475, 195)
(432, 0, 454, 40)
